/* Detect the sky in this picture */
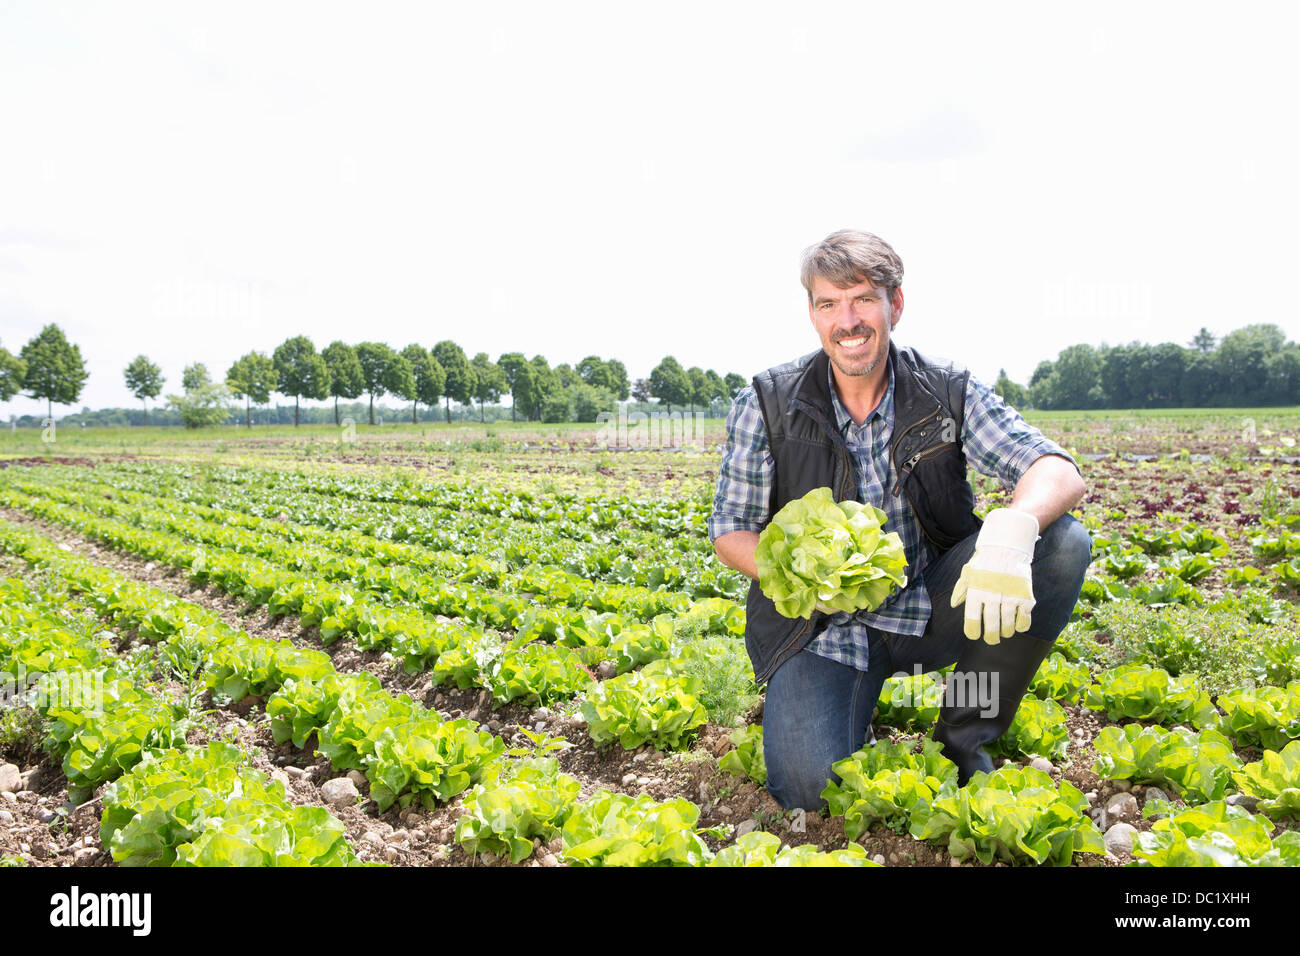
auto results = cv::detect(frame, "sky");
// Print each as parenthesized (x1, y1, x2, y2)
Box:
(2, 1, 1298, 417)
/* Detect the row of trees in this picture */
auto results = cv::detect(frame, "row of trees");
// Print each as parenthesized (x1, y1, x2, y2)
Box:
(1003, 324, 1300, 410)
(121, 338, 648, 428)
(8, 322, 1296, 426)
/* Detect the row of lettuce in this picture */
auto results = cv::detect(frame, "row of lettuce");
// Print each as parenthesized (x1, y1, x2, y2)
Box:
(0, 520, 870, 866)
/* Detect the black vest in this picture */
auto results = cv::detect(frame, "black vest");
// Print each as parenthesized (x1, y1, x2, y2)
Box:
(743, 341, 982, 684)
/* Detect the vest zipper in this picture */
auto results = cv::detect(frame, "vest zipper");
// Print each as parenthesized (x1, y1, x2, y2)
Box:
(890, 441, 949, 497)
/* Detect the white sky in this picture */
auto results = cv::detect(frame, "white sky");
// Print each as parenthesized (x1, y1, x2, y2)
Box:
(2, 1, 1298, 416)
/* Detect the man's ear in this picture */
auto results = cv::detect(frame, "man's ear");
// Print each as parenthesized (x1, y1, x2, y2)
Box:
(889, 288, 904, 330)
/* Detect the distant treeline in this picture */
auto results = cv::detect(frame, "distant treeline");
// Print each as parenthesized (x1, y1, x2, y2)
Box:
(4, 323, 1297, 427)
(5, 398, 737, 430)
(0, 327, 748, 428)
(994, 324, 1299, 410)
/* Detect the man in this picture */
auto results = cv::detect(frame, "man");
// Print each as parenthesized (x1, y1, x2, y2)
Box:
(709, 229, 1092, 810)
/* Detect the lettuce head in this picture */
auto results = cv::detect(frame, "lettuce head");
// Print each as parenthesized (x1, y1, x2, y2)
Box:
(755, 487, 908, 619)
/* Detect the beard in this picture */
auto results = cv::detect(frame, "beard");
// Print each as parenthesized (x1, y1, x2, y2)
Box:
(829, 324, 888, 378)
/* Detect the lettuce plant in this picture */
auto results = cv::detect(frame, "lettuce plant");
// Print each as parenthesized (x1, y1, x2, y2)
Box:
(561, 791, 711, 866)
(580, 659, 708, 751)
(1083, 663, 1218, 729)
(823, 738, 957, 839)
(101, 742, 362, 867)
(1028, 652, 1091, 702)
(455, 758, 581, 863)
(1217, 681, 1300, 750)
(909, 765, 1104, 866)
(718, 724, 766, 786)
(1230, 740, 1300, 820)
(709, 831, 877, 867)
(755, 487, 907, 619)
(1132, 800, 1300, 867)
(986, 695, 1069, 761)
(1092, 724, 1241, 803)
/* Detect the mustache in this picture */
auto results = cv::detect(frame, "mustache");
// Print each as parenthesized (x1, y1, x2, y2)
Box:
(832, 326, 872, 342)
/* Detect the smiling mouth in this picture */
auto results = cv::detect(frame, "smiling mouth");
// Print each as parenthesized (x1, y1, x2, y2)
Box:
(835, 333, 871, 350)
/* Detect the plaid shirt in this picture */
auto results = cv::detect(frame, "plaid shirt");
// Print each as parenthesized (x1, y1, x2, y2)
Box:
(708, 353, 1076, 672)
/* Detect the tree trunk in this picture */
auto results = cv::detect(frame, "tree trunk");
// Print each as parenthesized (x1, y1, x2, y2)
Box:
(412, 402, 418, 425)
(334, 396, 340, 426)
(445, 396, 451, 424)
(480, 400, 485, 424)
(142, 400, 148, 426)
(294, 396, 300, 427)
(369, 393, 375, 427)
(246, 397, 251, 428)
(510, 402, 516, 422)
(48, 397, 52, 421)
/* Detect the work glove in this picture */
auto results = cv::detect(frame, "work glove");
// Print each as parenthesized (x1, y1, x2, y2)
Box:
(949, 509, 1039, 645)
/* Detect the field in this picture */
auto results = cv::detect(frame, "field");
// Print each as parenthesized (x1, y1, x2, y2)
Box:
(1, 408, 1299, 868)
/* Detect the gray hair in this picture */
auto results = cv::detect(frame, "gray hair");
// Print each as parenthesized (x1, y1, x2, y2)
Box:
(800, 230, 904, 303)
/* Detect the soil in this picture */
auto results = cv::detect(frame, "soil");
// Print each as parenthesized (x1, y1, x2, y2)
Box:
(2, 443, 1297, 869)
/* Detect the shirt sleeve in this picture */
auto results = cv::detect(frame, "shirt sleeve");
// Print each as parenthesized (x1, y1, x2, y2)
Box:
(961, 375, 1079, 489)
(708, 385, 775, 541)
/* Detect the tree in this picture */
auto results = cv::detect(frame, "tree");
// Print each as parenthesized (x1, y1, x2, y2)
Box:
(384, 351, 416, 423)
(225, 352, 278, 427)
(992, 368, 1026, 408)
(1139, 343, 1187, 407)
(1180, 351, 1220, 406)
(471, 353, 507, 423)
(649, 356, 691, 412)
(166, 380, 231, 428)
(1264, 345, 1300, 405)
(528, 355, 559, 421)
(512, 362, 539, 421)
(703, 369, 727, 413)
(1027, 360, 1057, 410)
(604, 359, 630, 401)
(686, 367, 709, 413)
(1100, 343, 1135, 408)
(272, 336, 330, 427)
(0, 340, 25, 402)
(576, 355, 608, 389)
(1217, 324, 1287, 406)
(723, 373, 746, 401)
(355, 342, 400, 426)
(569, 383, 616, 422)
(497, 352, 529, 422)
(631, 378, 652, 404)
(1052, 344, 1102, 409)
(1190, 327, 1217, 353)
(123, 354, 163, 424)
(20, 324, 88, 420)
(432, 341, 475, 423)
(181, 363, 211, 392)
(402, 345, 445, 424)
(554, 363, 582, 389)
(322, 341, 364, 426)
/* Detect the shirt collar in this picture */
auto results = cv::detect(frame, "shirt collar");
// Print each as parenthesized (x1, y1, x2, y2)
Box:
(828, 353, 894, 433)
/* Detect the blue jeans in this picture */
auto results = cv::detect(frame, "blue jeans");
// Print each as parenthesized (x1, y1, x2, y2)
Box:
(762, 512, 1092, 810)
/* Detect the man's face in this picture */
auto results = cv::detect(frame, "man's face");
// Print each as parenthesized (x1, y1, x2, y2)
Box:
(808, 274, 903, 379)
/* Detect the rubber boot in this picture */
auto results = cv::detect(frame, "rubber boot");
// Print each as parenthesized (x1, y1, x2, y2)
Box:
(933, 635, 1055, 786)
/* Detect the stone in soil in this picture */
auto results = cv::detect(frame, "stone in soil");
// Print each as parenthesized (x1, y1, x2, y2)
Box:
(320, 777, 360, 807)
